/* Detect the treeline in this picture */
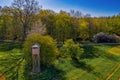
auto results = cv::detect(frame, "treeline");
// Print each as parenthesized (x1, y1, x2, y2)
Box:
(0, 0, 120, 43)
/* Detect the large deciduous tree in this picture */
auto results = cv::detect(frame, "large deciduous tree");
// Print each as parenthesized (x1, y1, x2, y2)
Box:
(38, 10, 55, 36)
(54, 12, 78, 43)
(12, 0, 40, 41)
(0, 6, 13, 40)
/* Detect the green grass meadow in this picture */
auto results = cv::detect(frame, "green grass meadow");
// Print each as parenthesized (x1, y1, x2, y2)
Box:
(0, 42, 120, 80)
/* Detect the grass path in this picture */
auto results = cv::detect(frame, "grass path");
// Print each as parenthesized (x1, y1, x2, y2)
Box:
(105, 63, 120, 80)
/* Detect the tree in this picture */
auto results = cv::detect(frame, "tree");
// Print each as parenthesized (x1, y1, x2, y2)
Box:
(38, 10, 55, 36)
(70, 10, 83, 18)
(28, 21, 46, 35)
(78, 18, 89, 40)
(39, 10, 79, 43)
(70, 17, 79, 39)
(85, 15, 94, 39)
(24, 33, 59, 66)
(108, 16, 120, 36)
(54, 13, 73, 43)
(60, 39, 84, 60)
(12, 0, 40, 41)
(0, 6, 13, 40)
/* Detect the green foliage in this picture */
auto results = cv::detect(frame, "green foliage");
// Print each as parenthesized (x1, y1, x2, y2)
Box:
(57, 45, 120, 80)
(108, 16, 120, 36)
(38, 10, 55, 36)
(81, 45, 100, 58)
(0, 42, 24, 80)
(54, 13, 79, 43)
(78, 18, 89, 40)
(0, 7, 13, 40)
(24, 65, 65, 80)
(39, 11, 79, 43)
(0, 41, 22, 51)
(60, 39, 84, 60)
(0, 7, 120, 42)
(23, 34, 59, 66)
(0, 42, 120, 80)
(12, 0, 40, 41)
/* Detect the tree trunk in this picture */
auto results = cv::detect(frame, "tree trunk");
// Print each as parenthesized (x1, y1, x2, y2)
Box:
(22, 24, 27, 41)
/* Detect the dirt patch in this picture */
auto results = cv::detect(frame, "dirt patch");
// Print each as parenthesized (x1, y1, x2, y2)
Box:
(0, 73, 6, 80)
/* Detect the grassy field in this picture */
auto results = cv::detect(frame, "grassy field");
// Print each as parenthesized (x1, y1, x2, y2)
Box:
(0, 41, 25, 80)
(55, 45, 120, 80)
(0, 42, 120, 80)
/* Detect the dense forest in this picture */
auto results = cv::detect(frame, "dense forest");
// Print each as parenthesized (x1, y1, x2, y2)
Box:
(0, 1, 120, 43)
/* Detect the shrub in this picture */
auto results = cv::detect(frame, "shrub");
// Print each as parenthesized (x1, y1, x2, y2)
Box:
(93, 32, 120, 43)
(23, 34, 59, 66)
(60, 39, 84, 60)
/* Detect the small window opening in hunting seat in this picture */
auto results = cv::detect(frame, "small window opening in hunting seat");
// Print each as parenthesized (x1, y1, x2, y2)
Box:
(32, 44, 40, 55)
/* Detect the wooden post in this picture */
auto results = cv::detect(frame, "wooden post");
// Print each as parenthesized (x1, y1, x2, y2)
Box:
(32, 44, 40, 73)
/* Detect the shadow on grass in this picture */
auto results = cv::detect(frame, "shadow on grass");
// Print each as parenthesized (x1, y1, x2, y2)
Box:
(83, 44, 120, 61)
(71, 57, 102, 78)
(0, 41, 22, 51)
(103, 52, 120, 61)
(81, 45, 100, 59)
(24, 64, 66, 80)
(71, 57, 94, 73)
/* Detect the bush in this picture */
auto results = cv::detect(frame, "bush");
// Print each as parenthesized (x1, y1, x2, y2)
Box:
(60, 39, 84, 60)
(93, 32, 120, 43)
(23, 34, 59, 66)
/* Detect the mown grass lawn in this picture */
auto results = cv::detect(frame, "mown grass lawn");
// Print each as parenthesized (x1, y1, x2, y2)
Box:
(0, 42, 120, 80)
(110, 65, 120, 80)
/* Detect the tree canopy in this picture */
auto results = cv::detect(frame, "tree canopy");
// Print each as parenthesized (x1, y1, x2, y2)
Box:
(0, 2, 120, 42)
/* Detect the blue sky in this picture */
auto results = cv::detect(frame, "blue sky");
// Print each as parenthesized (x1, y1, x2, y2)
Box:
(0, 0, 120, 17)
